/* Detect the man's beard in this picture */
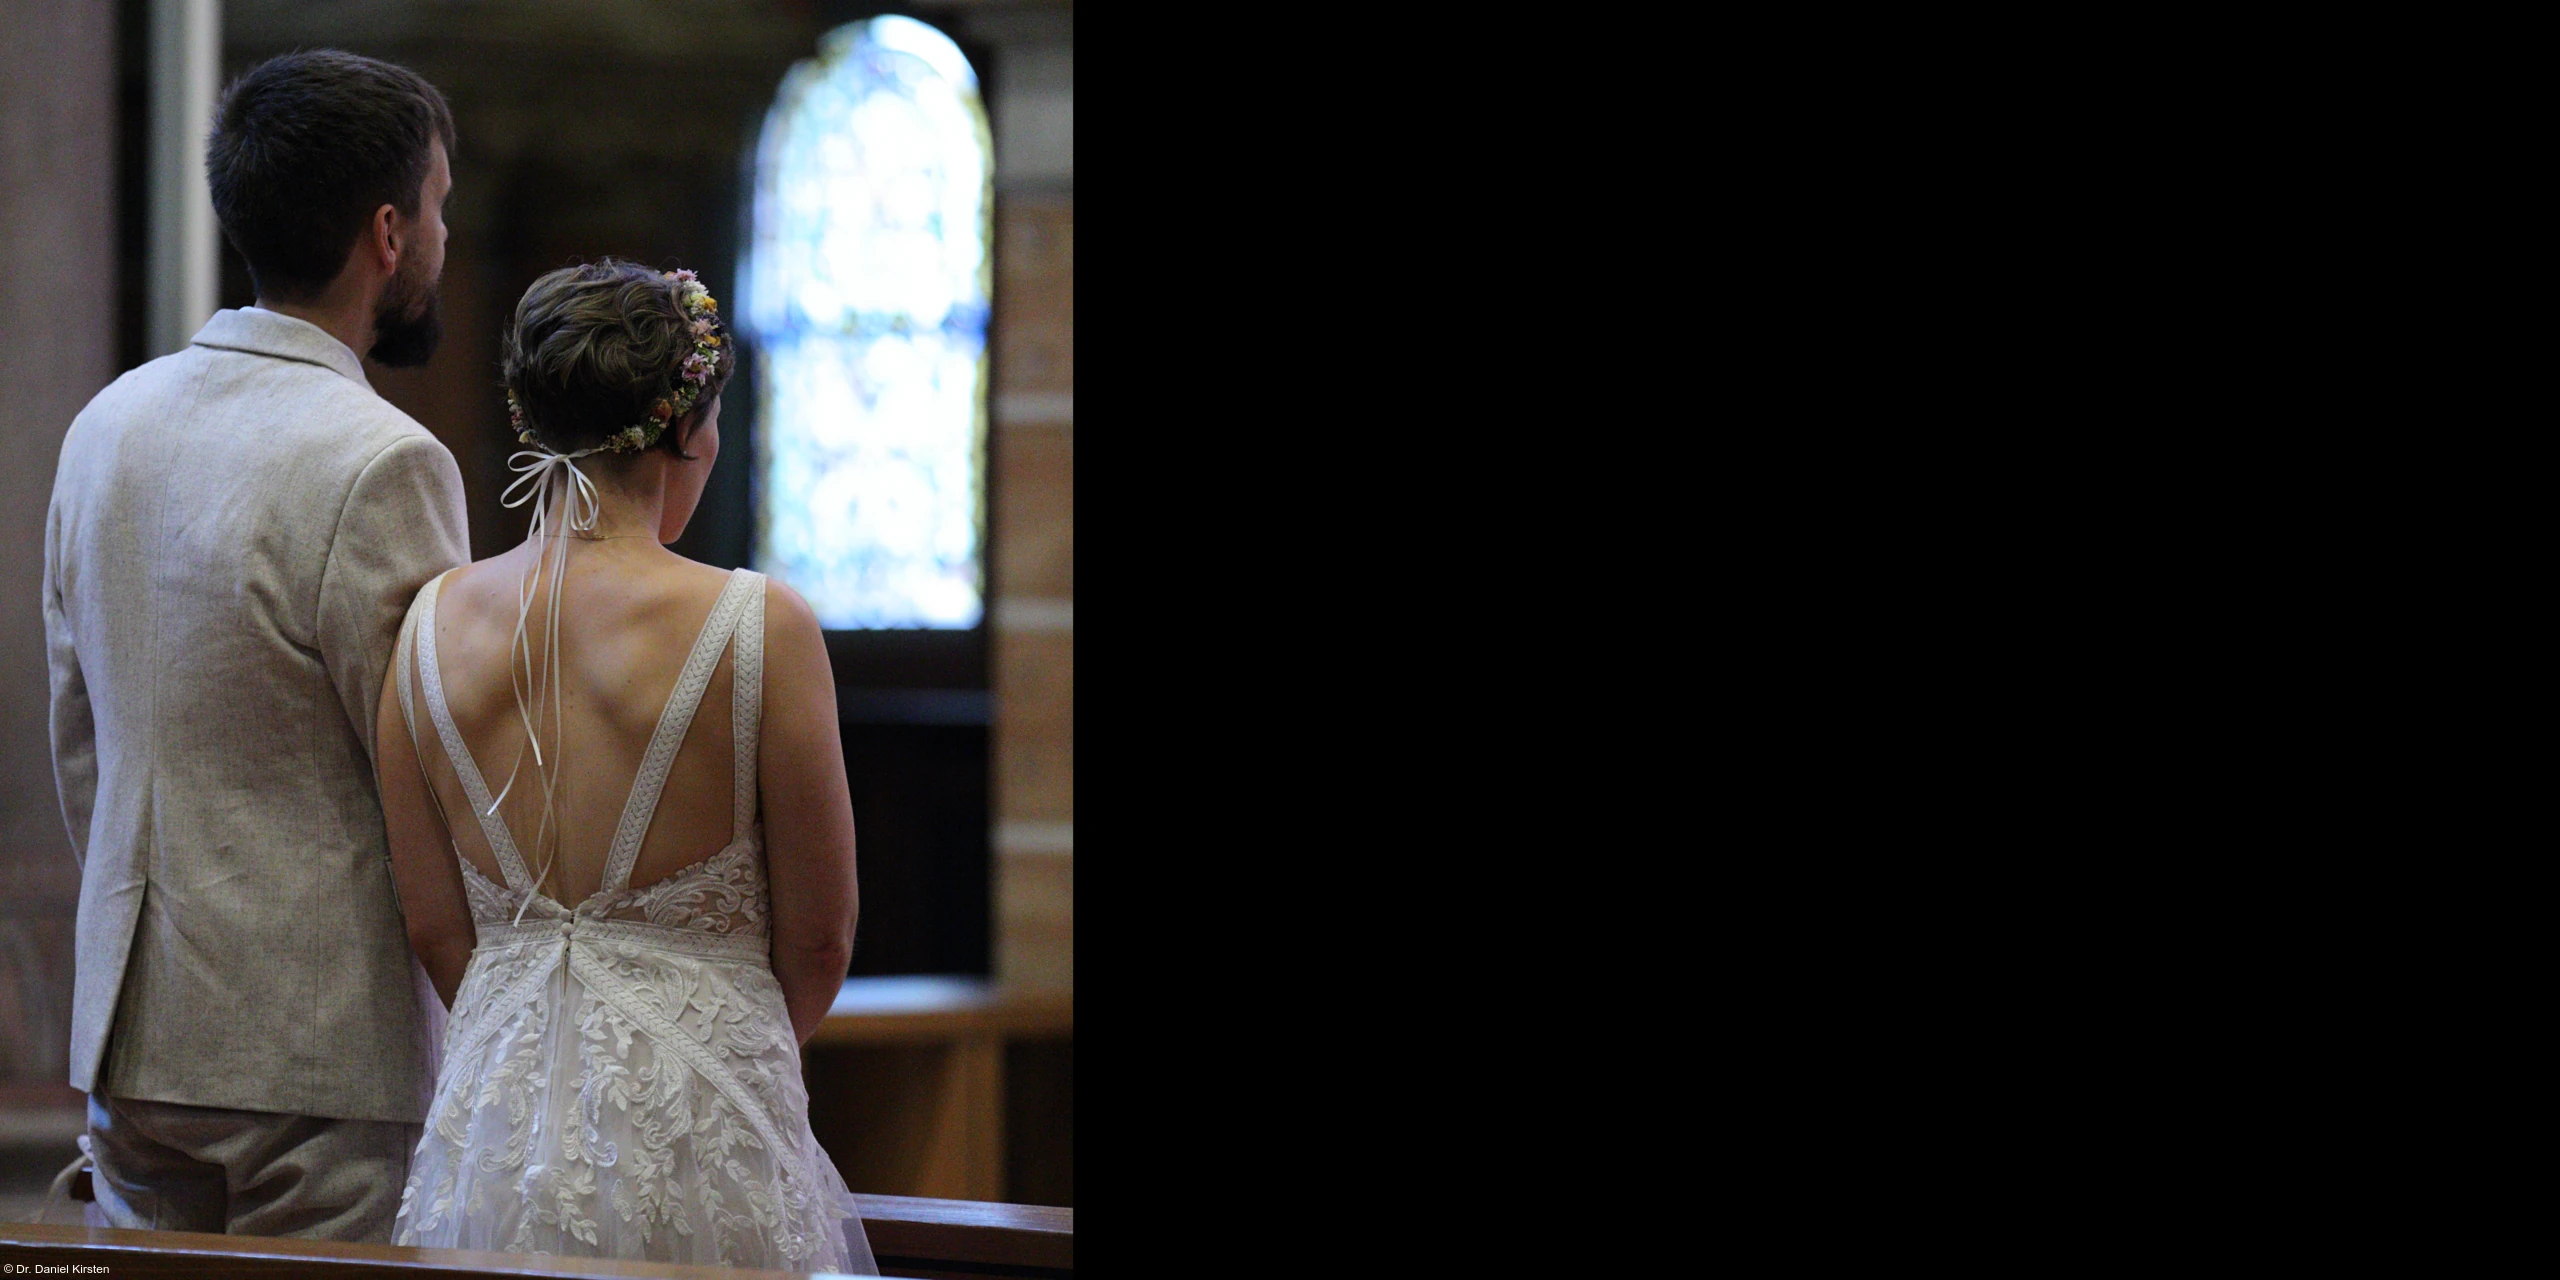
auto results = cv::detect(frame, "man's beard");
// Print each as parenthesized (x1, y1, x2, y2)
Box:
(369, 262, 443, 368)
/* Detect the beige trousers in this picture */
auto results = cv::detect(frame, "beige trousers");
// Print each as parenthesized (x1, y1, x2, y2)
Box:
(83, 1092, 418, 1242)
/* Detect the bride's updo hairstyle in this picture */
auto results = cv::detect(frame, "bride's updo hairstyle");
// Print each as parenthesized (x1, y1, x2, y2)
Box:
(501, 259, 734, 460)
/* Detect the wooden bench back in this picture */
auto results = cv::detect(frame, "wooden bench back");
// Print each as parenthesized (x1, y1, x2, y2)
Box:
(0, 1192, 1069, 1279)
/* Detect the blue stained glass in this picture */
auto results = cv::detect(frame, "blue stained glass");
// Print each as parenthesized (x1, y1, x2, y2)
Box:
(742, 16, 992, 629)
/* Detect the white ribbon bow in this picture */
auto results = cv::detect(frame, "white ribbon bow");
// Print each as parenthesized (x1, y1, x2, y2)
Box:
(503, 445, 603, 540)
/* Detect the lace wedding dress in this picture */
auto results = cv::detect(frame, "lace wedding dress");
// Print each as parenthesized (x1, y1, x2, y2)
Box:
(387, 567, 875, 1273)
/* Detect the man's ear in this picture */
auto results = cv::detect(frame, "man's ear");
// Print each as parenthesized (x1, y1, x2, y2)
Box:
(372, 202, 403, 275)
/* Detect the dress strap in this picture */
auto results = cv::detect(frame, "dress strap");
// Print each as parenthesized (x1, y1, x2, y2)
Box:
(415, 574, 537, 891)
(598, 569, 760, 896)
(731, 570, 766, 843)
(393, 584, 462, 872)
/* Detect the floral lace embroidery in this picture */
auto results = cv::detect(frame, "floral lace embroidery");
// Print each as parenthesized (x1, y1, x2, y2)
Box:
(463, 841, 769, 939)
(392, 932, 836, 1267)
(598, 838, 770, 936)
(460, 856, 513, 922)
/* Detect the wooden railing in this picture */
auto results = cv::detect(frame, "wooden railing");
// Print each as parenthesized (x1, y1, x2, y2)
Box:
(0, 1193, 1070, 1279)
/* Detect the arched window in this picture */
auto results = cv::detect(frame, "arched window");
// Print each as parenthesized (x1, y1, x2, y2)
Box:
(740, 16, 993, 629)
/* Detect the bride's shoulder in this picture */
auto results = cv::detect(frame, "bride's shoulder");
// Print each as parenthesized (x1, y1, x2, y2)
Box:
(623, 556, 748, 630)
(658, 554, 741, 595)
(400, 562, 476, 624)
(755, 576, 827, 646)
(754, 576, 827, 676)
(440, 548, 525, 597)
(756, 573, 817, 628)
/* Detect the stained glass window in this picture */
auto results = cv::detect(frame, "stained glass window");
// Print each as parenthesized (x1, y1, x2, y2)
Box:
(741, 16, 992, 629)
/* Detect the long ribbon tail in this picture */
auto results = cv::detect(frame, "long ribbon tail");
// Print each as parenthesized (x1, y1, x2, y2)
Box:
(497, 446, 601, 926)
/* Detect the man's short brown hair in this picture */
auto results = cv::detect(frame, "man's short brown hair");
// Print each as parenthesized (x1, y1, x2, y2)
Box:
(207, 50, 456, 302)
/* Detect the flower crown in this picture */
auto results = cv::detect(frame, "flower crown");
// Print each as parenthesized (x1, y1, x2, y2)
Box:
(507, 268, 728, 455)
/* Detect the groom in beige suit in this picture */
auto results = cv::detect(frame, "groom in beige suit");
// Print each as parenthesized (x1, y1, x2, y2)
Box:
(42, 52, 467, 1242)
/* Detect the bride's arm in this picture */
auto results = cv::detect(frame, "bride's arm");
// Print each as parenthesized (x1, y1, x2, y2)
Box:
(759, 580, 859, 1044)
(376, 625, 475, 1007)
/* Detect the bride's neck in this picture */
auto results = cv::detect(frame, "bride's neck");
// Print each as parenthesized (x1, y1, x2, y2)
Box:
(540, 463, 666, 543)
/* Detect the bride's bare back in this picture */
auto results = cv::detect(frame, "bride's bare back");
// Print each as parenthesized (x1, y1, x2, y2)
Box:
(383, 531, 860, 1041)
(423, 539, 743, 904)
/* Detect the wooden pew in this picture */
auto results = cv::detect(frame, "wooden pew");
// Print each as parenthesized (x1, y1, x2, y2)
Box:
(0, 1193, 1069, 1279)
(808, 977, 1073, 1204)
(6, 977, 1072, 1274)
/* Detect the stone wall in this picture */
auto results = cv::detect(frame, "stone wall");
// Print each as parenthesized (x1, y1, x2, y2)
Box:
(0, 0, 118, 1108)
(992, 186, 1073, 990)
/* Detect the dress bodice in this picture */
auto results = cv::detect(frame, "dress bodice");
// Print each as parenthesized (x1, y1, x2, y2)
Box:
(456, 837, 768, 937)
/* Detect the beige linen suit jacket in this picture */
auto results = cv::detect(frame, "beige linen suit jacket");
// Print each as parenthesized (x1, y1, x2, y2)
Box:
(44, 307, 470, 1124)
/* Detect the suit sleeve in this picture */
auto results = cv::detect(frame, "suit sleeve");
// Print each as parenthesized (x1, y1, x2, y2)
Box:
(44, 490, 97, 868)
(316, 434, 471, 768)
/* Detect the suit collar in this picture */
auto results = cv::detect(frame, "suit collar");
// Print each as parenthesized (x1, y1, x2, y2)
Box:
(190, 307, 372, 387)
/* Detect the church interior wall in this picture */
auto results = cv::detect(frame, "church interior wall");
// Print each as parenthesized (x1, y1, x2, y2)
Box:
(0, 0, 118, 1137)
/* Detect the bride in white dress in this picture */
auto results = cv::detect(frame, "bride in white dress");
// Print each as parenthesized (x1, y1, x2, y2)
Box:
(373, 260, 875, 1273)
